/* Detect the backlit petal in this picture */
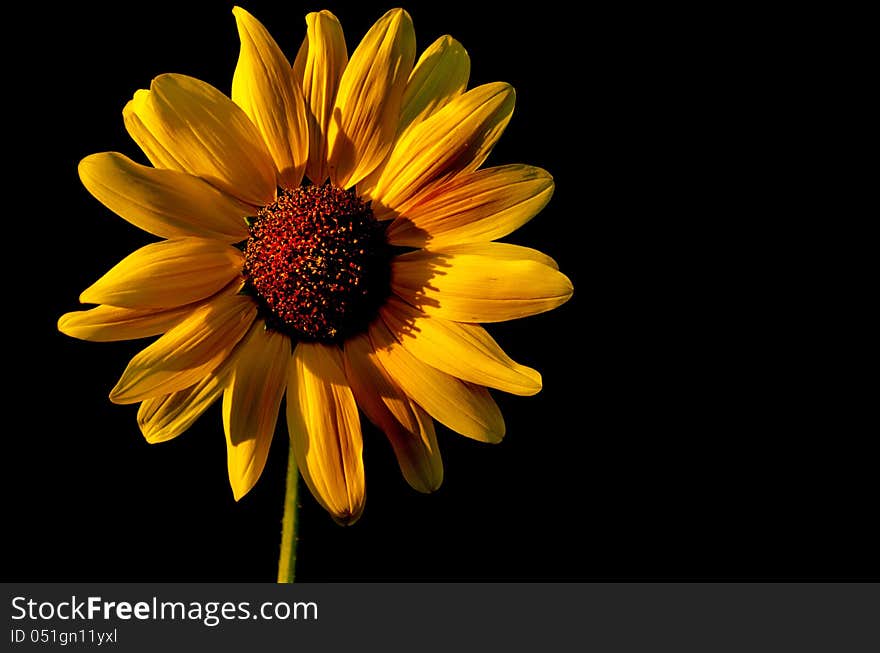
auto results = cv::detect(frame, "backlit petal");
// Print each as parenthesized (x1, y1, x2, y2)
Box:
(357, 34, 470, 195)
(137, 357, 235, 444)
(387, 165, 553, 248)
(388, 403, 442, 493)
(431, 242, 560, 268)
(399, 35, 469, 134)
(123, 74, 276, 206)
(371, 82, 514, 220)
(223, 320, 291, 500)
(287, 343, 365, 523)
(232, 7, 308, 189)
(58, 304, 193, 342)
(369, 319, 504, 443)
(292, 10, 348, 184)
(80, 238, 243, 309)
(326, 8, 415, 189)
(381, 297, 541, 396)
(123, 89, 184, 171)
(391, 243, 572, 323)
(110, 294, 256, 404)
(79, 153, 251, 242)
(344, 332, 442, 492)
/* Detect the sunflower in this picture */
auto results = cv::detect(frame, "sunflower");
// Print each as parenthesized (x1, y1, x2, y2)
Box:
(59, 7, 572, 530)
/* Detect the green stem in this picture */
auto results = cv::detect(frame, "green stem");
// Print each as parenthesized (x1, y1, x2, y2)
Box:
(277, 442, 299, 583)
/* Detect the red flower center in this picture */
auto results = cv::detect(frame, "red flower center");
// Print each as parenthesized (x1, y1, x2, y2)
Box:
(243, 185, 390, 342)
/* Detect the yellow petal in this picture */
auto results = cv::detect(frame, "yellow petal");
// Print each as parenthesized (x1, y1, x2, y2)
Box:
(371, 82, 515, 220)
(391, 243, 572, 323)
(58, 304, 192, 342)
(389, 402, 442, 492)
(399, 35, 469, 134)
(292, 10, 348, 185)
(387, 165, 553, 248)
(223, 320, 291, 500)
(110, 294, 256, 404)
(123, 89, 184, 171)
(369, 319, 504, 443)
(79, 152, 251, 242)
(326, 8, 415, 189)
(343, 332, 442, 492)
(137, 358, 235, 444)
(433, 242, 559, 268)
(80, 238, 243, 309)
(343, 332, 418, 432)
(232, 7, 308, 190)
(356, 34, 470, 196)
(381, 296, 541, 396)
(287, 343, 365, 523)
(123, 74, 276, 206)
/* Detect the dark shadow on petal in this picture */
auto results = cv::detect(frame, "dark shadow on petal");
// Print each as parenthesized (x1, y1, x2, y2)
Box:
(369, 250, 452, 350)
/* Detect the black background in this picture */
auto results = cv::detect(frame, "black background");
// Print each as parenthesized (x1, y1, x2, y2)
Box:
(5, 1, 875, 581)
